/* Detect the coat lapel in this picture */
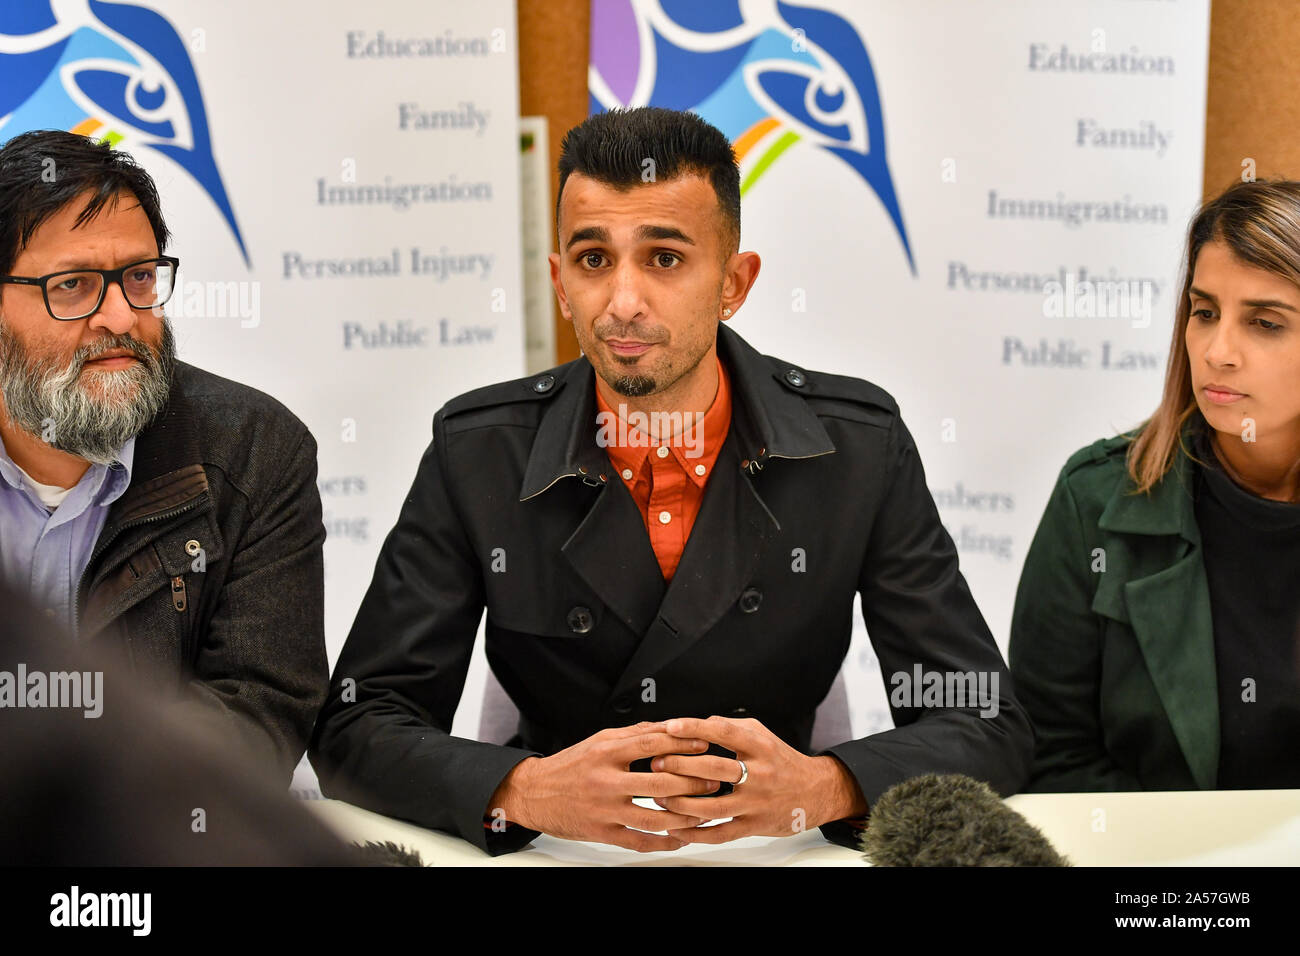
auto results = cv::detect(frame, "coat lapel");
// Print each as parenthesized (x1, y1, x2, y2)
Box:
(1095, 425, 1218, 789)
(605, 426, 781, 696)
(520, 323, 833, 705)
(518, 352, 667, 637)
(561, 469, 667, 644)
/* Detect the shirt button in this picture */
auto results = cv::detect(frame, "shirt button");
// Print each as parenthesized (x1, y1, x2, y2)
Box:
(658, 511, 671, 524)
(622, 468, 633, 480)
(656, 446, 670, 458)
(694, 464, 706, 476)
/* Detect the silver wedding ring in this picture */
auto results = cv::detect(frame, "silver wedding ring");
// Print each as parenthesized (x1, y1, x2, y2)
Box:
(735, 759, 748, 787)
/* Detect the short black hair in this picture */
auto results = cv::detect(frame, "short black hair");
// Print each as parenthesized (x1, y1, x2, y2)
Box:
(0, 129, 169, 276)
(556, 107, 741, 252)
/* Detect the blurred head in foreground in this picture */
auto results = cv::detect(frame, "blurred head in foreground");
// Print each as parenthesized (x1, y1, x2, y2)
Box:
(0, 580, 352, 865)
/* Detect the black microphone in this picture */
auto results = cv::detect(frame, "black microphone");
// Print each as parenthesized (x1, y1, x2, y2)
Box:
(859, 774, 1069, 866)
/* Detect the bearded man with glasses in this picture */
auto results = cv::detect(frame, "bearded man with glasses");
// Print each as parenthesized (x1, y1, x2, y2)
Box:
(0, 130, 327, 784)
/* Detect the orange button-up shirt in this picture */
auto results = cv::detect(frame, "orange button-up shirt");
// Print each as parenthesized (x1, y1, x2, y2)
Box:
(595, 353, 732, 582)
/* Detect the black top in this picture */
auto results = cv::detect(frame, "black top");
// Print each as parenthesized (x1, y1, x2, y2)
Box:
(1192, 422, 1300, 788)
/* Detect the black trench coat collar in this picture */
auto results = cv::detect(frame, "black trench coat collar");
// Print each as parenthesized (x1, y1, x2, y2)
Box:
(518, 321, 837, 501)
(515, 321, 838, 695)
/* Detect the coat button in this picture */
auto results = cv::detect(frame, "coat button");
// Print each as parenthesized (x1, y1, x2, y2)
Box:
(612, 694, 633, 715)
(533, 374, 555, 393)
(783, 369, 806, 388)
(738, 587, 762, 613)
(567, 605, 594, 634)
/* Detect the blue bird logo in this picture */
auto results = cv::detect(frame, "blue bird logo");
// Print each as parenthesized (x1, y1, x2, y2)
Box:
(1, 0, 248, 264)
(590, 0, 914, 274)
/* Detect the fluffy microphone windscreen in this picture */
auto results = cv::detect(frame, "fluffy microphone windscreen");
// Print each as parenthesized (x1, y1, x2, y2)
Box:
(860, 773, 1069, 867)
(351, 840, 427, 866)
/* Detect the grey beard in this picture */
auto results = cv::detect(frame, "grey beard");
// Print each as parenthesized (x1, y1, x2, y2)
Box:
(0, 319, 176, 466)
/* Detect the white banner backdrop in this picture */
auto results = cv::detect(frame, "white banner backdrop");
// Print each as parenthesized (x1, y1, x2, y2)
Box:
(590, 0, 1211, 738)
(2, 0, 1213, 794)
(0, 0, 525, 793)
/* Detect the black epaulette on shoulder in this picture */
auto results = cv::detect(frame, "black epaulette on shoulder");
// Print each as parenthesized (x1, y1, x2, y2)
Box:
(441, 365, 570, 420)
(766, 356, 898, 429)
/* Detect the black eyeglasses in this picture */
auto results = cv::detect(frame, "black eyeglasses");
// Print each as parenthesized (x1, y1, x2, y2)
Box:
(0, 255, 180, 321)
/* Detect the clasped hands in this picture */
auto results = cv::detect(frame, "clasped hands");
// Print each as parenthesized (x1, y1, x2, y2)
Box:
(486, 716, 867, 852)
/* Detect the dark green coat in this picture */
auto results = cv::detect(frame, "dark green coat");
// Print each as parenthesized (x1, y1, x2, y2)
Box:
(1009, 422, 1221, 791)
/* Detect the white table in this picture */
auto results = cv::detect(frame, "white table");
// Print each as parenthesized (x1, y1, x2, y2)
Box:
(306, 788, 1300, 866)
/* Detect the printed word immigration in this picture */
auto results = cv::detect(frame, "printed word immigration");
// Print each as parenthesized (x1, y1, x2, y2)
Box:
(987, 191, 1167, 227)
(316, 176, 492, 211)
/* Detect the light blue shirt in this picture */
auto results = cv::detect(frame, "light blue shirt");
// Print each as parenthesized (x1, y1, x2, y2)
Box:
(0, 431, 135, 636)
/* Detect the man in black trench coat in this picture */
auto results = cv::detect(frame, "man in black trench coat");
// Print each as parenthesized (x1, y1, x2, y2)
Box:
(310, 107, 1032, 856)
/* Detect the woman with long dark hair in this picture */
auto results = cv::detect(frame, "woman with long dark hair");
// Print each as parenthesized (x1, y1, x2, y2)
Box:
(1010, 179, 1300, 791)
